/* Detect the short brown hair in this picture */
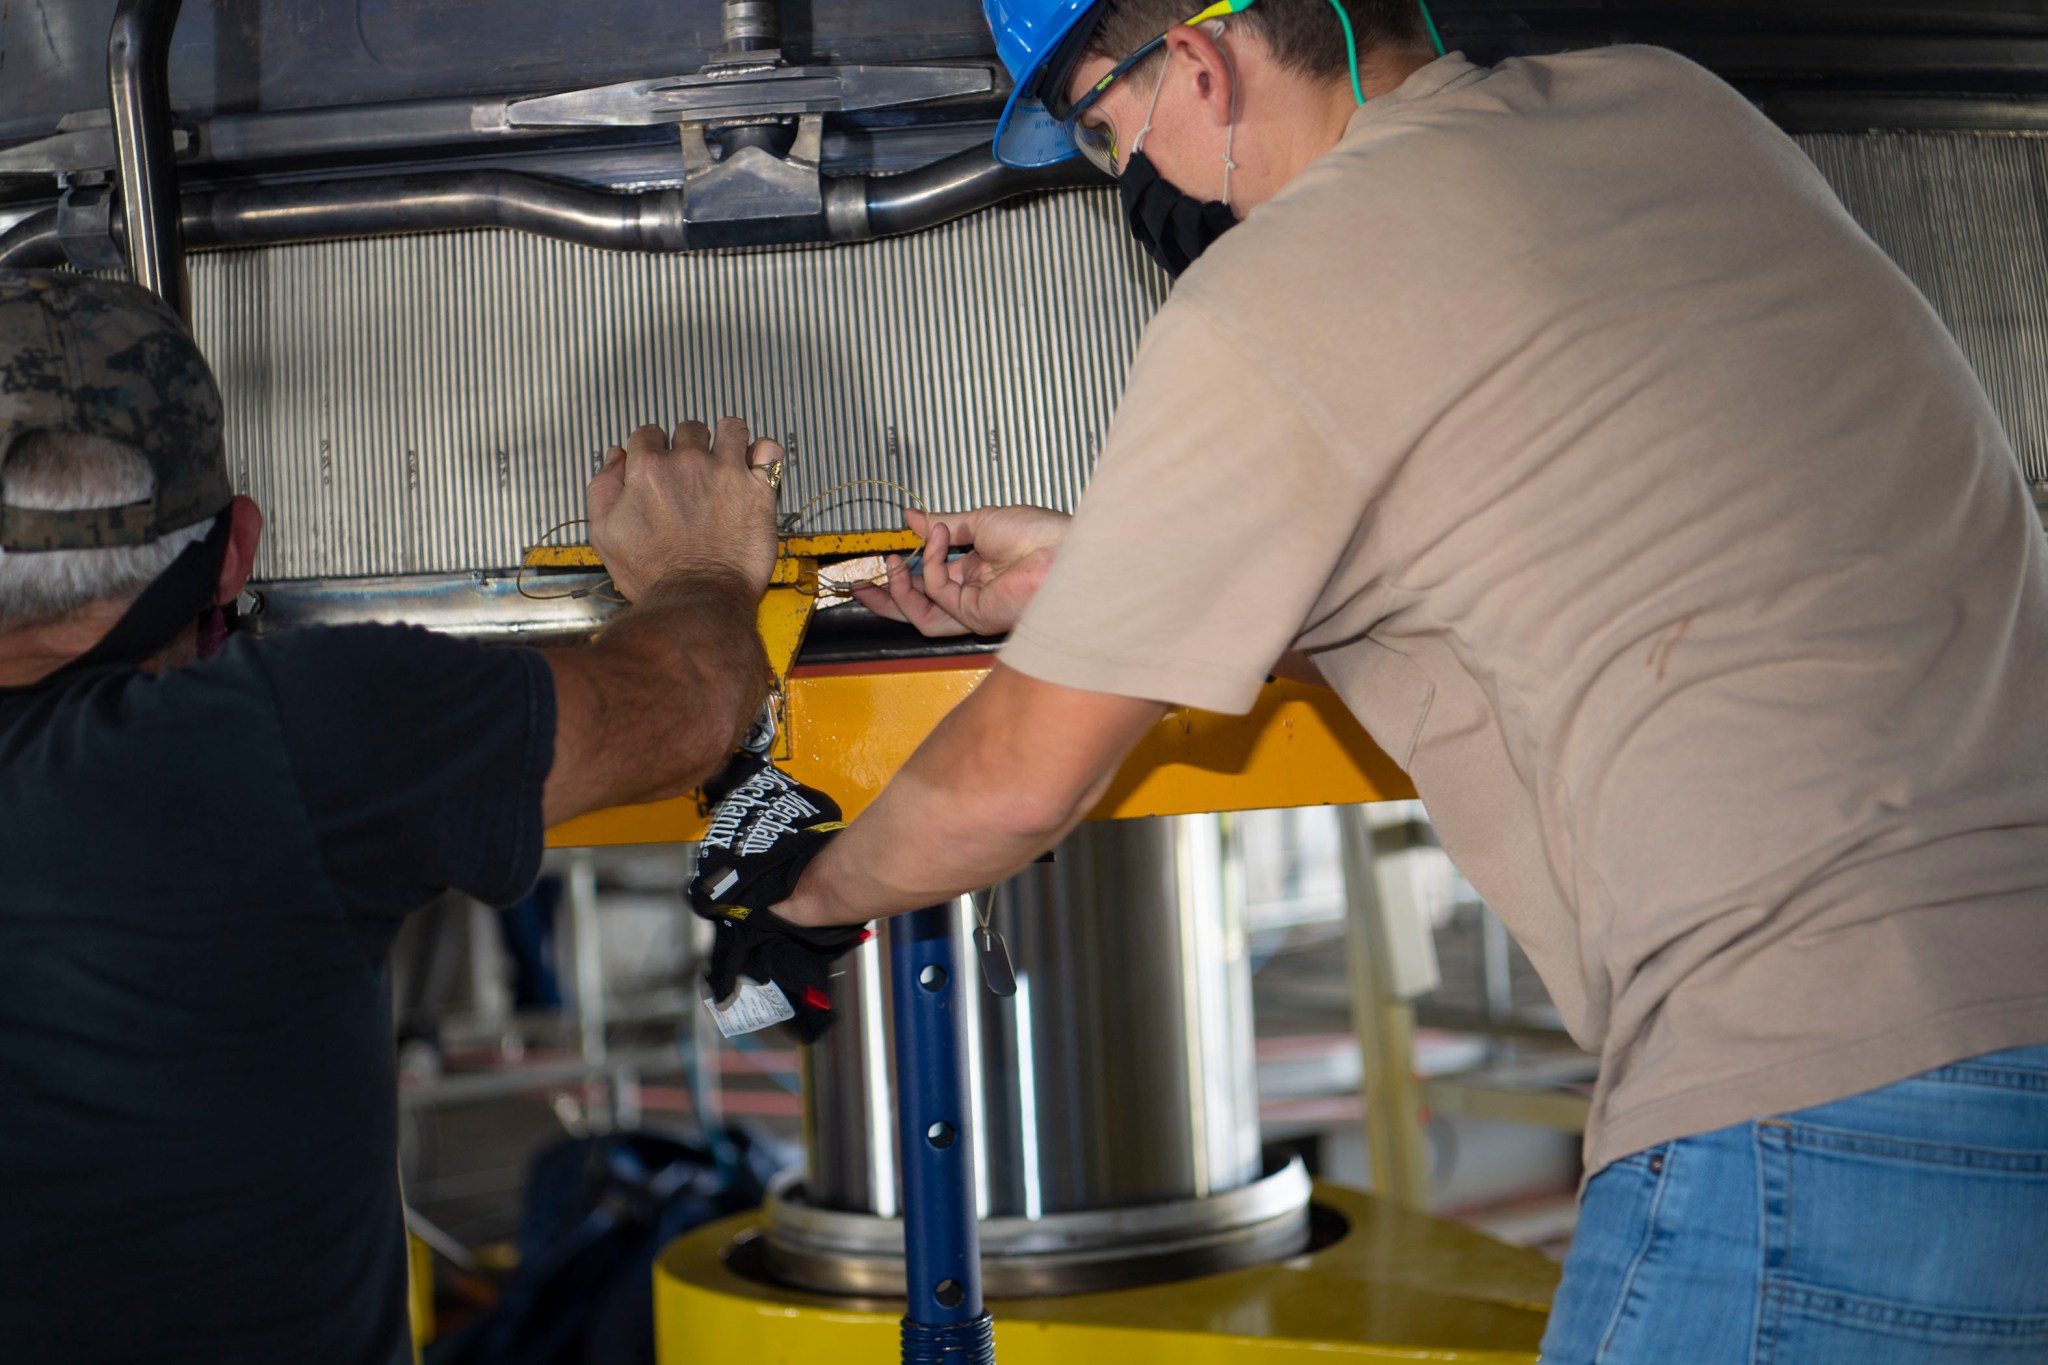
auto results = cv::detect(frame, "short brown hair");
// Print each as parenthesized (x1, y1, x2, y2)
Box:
(1085, 0, 1431, 85)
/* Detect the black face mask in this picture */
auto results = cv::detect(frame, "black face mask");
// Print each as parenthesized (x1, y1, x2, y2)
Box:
(1119, 149, 1239, 279)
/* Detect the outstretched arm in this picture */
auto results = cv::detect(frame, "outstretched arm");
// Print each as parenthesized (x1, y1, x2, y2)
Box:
(776, 663, 1165, 927)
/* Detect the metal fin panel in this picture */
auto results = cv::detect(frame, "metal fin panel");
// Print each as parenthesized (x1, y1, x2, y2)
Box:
(1798, 130, 2048, 485)
(200, 191, 1165, 581)
(200, 133, 2047, 582)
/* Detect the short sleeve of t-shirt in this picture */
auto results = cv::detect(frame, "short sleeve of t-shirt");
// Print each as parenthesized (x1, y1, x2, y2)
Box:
(1001, 299, 1372, 714)
(249, 624, 555, 921)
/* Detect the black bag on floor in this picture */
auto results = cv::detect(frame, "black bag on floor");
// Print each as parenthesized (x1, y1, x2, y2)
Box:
(427, 1128, 782, 1365)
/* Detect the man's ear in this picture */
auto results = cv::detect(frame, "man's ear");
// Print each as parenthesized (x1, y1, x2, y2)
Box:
(1162, 23, 1239, 127)
(217, 495, 264, 606)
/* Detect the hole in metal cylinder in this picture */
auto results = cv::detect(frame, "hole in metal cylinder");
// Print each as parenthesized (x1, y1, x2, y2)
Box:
(934, 1279, 965, 1308)
(926, 1121, 956, 1149)
(918, 965, 947, 992)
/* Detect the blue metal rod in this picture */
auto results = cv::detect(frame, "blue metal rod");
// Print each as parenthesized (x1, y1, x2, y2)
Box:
(888, 903, 995, 1365)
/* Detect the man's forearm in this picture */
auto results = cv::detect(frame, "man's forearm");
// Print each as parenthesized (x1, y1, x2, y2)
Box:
(541, 568, 769, 824)
(786, 753, 1093, 926)
(594, 568, 770, 801)
(778, 665, 1164, 927)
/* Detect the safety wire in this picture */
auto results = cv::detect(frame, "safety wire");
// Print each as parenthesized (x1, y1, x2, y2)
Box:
(780, 477, 932, 602)
(516, 476, 935, 607)
(515, 517, 628, 604)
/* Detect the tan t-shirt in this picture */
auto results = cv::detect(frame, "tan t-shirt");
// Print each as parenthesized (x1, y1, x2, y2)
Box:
(1002, 46, 2048, 1173)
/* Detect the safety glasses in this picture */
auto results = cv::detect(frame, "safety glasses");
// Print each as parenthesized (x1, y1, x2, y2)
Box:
(1056, 0, 1256, 176)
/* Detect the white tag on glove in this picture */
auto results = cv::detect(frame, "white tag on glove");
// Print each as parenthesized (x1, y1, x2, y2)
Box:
(703, 979, 797, 1038)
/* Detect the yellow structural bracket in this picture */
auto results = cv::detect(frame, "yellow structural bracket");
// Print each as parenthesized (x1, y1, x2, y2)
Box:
(529, 533, 1415, 847)
(548, 655, 1413, 847)
(520, 530, 922, 574)
(525, 531, 922, 759)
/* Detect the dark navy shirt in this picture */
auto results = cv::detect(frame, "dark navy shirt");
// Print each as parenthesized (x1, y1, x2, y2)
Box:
(0, 624, 554, 1365)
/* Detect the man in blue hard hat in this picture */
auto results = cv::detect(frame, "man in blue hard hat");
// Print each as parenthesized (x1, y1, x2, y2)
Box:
(688, 2, 2048, 1359)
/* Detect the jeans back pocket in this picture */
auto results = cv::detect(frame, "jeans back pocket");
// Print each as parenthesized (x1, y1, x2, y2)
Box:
(1756, 1114, 2048, 1363)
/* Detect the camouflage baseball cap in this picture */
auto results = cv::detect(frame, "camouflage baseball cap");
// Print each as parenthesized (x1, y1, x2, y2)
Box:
(0, 270, 230, 551)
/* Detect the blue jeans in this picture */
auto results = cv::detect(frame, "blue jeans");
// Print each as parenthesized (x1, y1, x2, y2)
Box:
(1540, 1042, 2048, 1364)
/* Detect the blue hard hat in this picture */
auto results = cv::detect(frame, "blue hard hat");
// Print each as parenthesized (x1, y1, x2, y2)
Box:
(985, 0, 1105, 168)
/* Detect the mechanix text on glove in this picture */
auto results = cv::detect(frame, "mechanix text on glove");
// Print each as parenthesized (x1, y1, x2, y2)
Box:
(688, 754, 868, 1042)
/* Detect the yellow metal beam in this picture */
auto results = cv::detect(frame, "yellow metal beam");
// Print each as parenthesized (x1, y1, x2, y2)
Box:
(547, 656, 1414, 848)
(532, 531, 1413, 848)
(521, 529, 922, 570)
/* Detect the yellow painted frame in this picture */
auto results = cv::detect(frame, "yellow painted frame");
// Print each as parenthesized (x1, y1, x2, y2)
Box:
(548, 658, 1412, 847)
(653, 1183, 1554, 1363)
(533, 533, 1414, 848)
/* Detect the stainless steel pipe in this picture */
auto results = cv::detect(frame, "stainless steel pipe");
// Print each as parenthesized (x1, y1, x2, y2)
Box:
(0, 150, 1100, 270)
(107, 0, 188, 321)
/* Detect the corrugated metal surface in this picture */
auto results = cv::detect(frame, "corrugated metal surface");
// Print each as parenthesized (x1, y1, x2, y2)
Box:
(199, 190, 1165, 581)
(200, 133, 2048, 582)
(1797, 131, 2048, 485)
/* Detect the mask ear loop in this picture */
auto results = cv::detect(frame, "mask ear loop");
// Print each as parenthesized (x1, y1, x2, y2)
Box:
(1129, 48, 1173, 158)
(1213, 31, 1241, 209)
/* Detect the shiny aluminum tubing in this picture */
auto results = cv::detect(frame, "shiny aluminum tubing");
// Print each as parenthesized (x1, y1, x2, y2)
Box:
(191, 172, 692, 253)
(107, 0, 189, 321)
(853, 148, 1097, 240)
(0, 148, 1099, 270)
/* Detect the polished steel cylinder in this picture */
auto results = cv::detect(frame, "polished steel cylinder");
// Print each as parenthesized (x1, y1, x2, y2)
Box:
(721, 0, 779, 52)
(797, 814, 1263, 1222)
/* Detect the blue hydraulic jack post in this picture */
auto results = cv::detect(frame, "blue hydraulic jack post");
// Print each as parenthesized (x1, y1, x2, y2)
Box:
(888, 904, 996, 1365)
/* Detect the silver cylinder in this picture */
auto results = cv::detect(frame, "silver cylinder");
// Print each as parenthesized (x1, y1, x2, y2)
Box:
(774, 815, 1292, 1295)
(721, 0, 779, 52)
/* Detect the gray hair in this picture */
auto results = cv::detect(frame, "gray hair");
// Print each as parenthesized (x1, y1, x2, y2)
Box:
(0, 433, 210, 632)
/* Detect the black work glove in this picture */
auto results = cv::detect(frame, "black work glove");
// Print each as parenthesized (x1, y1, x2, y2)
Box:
(687, 753, 868, 1042)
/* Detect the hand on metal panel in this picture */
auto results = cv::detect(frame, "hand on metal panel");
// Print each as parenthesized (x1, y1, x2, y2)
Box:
(851, 505, 1069, 637)
(587, 416, 782, 602)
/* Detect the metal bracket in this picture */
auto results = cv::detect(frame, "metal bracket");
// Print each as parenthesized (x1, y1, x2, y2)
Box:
(680, 113, 825, 232)
(498, 63, 990, 130)
(0, 109, 193, 179)
(55, 182, 128, 272)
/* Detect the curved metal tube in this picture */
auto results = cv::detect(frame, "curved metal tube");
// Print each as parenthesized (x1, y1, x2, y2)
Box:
(0, 147, 1100, 271)
(0, 211, 64, 270)
(860, 148, 1102, 240)
(188, 172, 692, 253)
(108, 0, 188, 320)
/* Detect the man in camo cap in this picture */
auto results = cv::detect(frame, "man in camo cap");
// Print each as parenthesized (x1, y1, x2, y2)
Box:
(0, 270, 244, 671)
(0, 272, 231, 550)
(0, 269, 788, 1365)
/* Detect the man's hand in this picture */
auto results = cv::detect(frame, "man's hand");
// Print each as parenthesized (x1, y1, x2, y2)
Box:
(688, 755, 868, 1042)
(538, 416, 780, 828)
(851, 505, 1068, 637)
(588, 418, 782, 603)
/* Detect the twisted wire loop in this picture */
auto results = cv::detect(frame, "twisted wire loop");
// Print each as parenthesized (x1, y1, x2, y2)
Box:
(517, 478, 934, 605)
